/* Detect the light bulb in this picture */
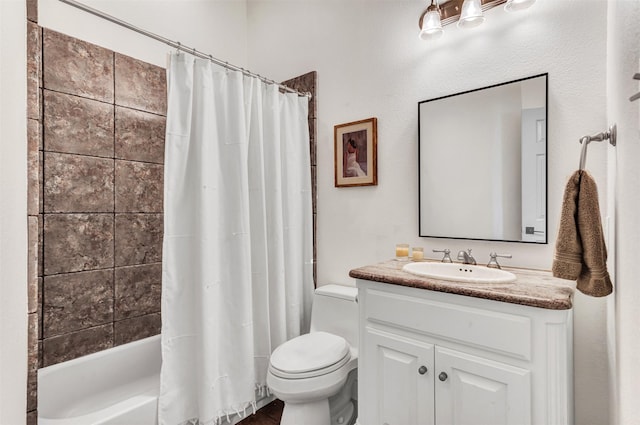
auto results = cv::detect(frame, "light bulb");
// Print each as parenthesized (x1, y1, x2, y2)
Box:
(458, 0, 485, 29)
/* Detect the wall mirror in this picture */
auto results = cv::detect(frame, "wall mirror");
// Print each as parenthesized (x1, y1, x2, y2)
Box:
(418, 74, 547, 243)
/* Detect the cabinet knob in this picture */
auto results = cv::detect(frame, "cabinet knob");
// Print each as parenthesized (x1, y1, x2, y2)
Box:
(418, 365, 428, 375)
(439, 372, 448, 382)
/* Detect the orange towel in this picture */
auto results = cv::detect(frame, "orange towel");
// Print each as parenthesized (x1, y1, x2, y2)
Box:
(552, 170, 612, 297)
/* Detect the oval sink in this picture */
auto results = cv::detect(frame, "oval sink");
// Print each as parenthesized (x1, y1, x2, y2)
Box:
(402, 262, 516, 284)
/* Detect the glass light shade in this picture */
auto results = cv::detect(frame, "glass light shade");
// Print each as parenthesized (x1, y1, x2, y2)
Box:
(504, 0, 536, 12)
(420, 10, 444, 40)
(458, 0, 485, 28)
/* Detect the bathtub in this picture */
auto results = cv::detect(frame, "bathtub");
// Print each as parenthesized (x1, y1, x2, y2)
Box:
(38, 335, 161, 425)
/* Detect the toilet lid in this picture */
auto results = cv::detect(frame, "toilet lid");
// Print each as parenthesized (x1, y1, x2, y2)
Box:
(270, 332, 350, 376)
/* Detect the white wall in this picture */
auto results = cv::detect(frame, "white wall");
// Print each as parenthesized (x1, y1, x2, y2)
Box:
(247, 0, 611, 423)
(39, 0, 248, 68)
(0, 0, 28, 423)
(606, 1, 640, 423)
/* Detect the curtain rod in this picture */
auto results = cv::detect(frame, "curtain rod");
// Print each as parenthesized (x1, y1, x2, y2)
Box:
(57, 0, 312, 98)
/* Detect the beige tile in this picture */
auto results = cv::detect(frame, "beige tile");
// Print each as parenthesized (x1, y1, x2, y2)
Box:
(44, 214, 114, 275)
(43, 90, 114, 157)
(44, 152, 114, 213)
(43, 29, 114, 103)
(43, 269, 114, 338)
(115, 53, 166, 115)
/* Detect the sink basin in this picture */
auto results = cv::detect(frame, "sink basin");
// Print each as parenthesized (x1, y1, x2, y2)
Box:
(402, 262, 517, 284)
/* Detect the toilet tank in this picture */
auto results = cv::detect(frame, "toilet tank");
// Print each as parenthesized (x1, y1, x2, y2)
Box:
(310, 284, 359, 350)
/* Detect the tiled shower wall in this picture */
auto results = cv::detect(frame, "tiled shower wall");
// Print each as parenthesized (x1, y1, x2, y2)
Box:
(39, 28, 167, 362)
(26, 12, 167, 421)
(26, 5, 317, 421)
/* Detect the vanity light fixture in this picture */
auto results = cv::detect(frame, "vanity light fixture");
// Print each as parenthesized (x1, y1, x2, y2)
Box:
(418, 0, 536, 40)
(419, 0, 444, 40)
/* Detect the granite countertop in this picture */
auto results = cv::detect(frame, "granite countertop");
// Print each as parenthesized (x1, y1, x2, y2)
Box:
(349, 260, 575, 310)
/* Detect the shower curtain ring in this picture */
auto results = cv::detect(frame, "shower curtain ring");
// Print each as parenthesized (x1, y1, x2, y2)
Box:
(175, 42, 181, 54)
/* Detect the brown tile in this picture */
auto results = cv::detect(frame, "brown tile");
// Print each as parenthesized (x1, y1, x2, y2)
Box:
(43, 29, 114, 102)
(115, 214, 163, 266)
(114, 313, 161, 346)
(38, 277, 43, 340)
(27, 22, 41, 120)
(38, 340, 43, 368)
(27, 313, 38, 412)
(311, 164, 317, 211)
(115, 263, 161, 320)
(115, 160, 163, 213)
(28, 217, 39, 314)
(38, 214, 43, 276)
(309, 120, 316, 166)
(28, 313, 38, 372)
(115, 106, 165, 164)
(42, 324, 113, 367)
(44, 152, 114, 213)
(27, 0, 38, 23)
(27, 410, 37, 425)
(44, 214, 114, 275)
(43, 269, 114, 338)
(43, 90, 114, 157)
(27, 119, 40, 216)
(115, 53, 166, 115)
(39, 151, 44, 214)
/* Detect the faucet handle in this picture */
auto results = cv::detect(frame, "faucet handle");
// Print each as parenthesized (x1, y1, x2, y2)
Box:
(432, 249, 453, 263)
(487, 252, 512, 269)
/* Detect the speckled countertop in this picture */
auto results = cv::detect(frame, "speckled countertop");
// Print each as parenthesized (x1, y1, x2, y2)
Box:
(349, 260, 575, 310)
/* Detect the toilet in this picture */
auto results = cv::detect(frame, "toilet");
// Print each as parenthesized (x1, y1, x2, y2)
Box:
(267, 284, 359, 425)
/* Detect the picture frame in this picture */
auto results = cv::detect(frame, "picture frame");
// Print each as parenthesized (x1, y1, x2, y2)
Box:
(334, 117, 378, 187)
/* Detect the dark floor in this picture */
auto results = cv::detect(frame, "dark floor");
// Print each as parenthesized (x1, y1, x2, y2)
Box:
(237, 399, 284, 425)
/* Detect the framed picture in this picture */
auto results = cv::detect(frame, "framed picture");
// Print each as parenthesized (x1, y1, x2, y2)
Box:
(334, 117, 378, 187)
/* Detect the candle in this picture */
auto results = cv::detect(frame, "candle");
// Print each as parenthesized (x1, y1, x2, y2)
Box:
(396, 244, 409, 259)
(412, 247, 424, 261)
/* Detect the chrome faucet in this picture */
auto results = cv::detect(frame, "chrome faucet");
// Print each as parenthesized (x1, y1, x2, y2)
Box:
(457, 249, 476, 265)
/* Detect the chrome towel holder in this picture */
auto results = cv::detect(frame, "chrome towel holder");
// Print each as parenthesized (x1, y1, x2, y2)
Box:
(578, 124, 616, 171)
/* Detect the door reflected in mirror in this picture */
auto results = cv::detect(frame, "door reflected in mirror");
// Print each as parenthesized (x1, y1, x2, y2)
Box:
(418, 74, 547, 243)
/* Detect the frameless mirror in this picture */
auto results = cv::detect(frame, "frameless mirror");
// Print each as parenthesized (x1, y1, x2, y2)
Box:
(418, 74, 547, 243)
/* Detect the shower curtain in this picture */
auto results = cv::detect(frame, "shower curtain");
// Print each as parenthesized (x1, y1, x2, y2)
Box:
(159, 53, 314, 425)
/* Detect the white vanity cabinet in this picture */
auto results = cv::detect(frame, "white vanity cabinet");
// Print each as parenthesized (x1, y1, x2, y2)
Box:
(356, 279, 573, 425)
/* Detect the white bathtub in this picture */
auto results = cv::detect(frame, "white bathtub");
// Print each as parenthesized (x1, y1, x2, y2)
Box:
(38, 335, 161, 425)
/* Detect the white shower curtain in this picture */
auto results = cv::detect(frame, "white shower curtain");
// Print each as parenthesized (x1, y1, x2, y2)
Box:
(159, 53, 314, 425)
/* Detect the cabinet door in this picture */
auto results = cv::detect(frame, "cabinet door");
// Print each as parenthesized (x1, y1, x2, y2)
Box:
(435, 347, 531, 425)
(360, 328, 435, 425)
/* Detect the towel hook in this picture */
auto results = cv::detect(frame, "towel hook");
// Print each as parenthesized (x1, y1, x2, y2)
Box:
(578, 124, 617, 170)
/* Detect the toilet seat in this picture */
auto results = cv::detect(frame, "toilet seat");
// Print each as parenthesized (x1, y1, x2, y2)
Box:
(269, 332, 351, 379)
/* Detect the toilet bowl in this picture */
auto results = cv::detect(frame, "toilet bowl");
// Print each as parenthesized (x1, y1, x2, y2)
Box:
(266, 284, 358, 425)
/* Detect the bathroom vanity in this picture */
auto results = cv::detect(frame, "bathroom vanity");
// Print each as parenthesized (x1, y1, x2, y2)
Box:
(350, 260, 574, 425)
